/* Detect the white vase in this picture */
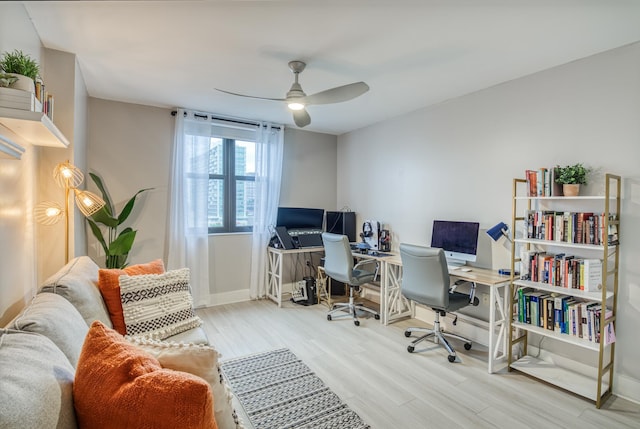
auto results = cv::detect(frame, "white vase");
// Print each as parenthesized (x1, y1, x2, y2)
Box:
(8, 74, 35, 93)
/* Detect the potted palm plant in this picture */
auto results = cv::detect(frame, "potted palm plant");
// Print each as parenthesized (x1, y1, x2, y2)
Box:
(0, 49, 40, 93)
(86, 173, 153, 269)
(554, 163, 590, 196)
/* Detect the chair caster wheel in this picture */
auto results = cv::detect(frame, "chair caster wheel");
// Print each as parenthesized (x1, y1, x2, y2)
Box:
(464, 343, 472, 350)
(407, 345, 415, 353)
(374, 314, 380, 320)
(354, 320, 360, 326)
(327, 315, 332, 321)
(448, 355, 456, 363)
(404, 331, 412, 338)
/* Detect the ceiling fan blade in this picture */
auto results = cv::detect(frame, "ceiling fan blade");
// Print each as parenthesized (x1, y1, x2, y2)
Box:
(293, 108, 311, 128)
(302, 81, 369, 106)
(215, 88, 284, 102)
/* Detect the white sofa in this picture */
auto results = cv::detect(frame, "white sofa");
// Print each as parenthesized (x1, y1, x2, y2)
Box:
(0, 256, 238, 429)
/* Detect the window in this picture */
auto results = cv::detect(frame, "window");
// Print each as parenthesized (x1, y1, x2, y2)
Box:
(207, 137, 256, 233)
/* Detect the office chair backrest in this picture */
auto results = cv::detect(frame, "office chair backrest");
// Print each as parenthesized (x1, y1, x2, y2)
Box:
(322, 232, 355, 284)
(399, 243, 450, 308)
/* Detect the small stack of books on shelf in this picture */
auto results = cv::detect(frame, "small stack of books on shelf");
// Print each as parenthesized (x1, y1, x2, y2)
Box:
(524, 210, 618, 246)
(35, 78, 54, 120)
(516, 288, 615, 344)
(525, 167, 562, 197)
(520, 251, 602, 292)
(0, 86, 42, 112)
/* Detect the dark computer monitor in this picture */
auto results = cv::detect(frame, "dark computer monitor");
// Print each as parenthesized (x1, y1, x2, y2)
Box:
(430, 220, 480, 266)
(276, 207, 324, 230)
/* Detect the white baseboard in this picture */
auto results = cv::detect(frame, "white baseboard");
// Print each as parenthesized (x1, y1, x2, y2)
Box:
(208, 289, 251, 306)
(615, 374, 640, 404)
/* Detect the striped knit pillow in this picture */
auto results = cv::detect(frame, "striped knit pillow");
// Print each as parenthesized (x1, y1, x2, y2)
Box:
(119, 268, 202, 340)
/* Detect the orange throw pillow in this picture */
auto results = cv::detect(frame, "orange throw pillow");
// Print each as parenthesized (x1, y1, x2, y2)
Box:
(98, 259, 165, 335)
(74, 321, 217, 429)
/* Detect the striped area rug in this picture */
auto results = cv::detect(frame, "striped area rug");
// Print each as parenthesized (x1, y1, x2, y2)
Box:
(220, 348, 371, 429)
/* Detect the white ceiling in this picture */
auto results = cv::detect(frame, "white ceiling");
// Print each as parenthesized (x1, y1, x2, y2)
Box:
(23, 1, 640, 135)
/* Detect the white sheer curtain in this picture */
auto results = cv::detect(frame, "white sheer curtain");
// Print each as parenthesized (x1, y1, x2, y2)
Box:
(168, 109, 284, 305)
(167, 109, 211, 307)
(250, 123, 284, 299)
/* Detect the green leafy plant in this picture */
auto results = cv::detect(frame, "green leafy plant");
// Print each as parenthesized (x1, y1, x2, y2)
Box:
(554, 163, 590, 185)
(0, 49, 40, 81)
(86, 173, 152, 269)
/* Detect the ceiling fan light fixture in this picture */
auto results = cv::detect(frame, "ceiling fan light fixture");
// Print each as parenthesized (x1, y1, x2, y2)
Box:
(288, 102, 305, 111)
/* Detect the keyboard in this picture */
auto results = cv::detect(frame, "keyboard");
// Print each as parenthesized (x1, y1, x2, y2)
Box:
(447, 265, 461, 271)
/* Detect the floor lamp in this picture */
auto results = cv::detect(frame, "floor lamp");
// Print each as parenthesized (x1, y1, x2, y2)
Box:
(35, 161, 105, 263)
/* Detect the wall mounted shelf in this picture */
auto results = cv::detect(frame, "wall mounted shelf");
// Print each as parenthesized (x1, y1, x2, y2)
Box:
(0, 107, 69, 148)
(0, 134, 26, 159)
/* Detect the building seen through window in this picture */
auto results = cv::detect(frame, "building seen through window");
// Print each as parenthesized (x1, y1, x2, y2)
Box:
(207, 138, 256, 233)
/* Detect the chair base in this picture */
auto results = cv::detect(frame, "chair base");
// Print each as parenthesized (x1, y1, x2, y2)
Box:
(404, 312, 472, 362)
(327, 288, 379, 326)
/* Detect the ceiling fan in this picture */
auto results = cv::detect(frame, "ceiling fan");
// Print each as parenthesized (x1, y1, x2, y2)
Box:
(215, 60, 369, 128)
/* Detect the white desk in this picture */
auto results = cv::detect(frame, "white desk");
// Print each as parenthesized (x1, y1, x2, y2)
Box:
(266, 246, 324, 306)
(265, 246, 510, 373)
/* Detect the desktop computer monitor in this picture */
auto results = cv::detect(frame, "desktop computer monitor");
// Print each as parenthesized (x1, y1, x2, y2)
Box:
(276, 207, 324, 230)
(430, 220, 480, 267)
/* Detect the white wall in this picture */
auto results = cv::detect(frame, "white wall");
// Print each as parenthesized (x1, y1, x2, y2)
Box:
(0, 3, 42, 325)
(338, 42, 640, 402)
(280, 128, 337, 209)
(37, 48, 87, 283)
(86, 98, 172, 268)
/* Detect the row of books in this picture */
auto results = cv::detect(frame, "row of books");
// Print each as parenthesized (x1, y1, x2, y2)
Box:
(525, 168, 562, 197)
(516, 288, 615, 344)
(524, 210, 619, 246)
(520, 251, 602, 291)
(35, 78, 54, 120)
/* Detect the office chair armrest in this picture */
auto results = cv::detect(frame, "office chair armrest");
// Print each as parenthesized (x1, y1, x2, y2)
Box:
(451, 279, 479, 306)
(353, 259, 378, 271)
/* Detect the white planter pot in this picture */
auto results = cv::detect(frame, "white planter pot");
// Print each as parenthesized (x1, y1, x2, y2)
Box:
(8, 74, 35, 93)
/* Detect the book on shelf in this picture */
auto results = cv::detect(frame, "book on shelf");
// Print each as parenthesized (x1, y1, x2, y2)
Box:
(514, 289, 614, 343)
(517, 250, 602, 290)
(604, 308, 616, 345)
(607, 215, 619, 246)
(524, 167, 562, 197)
(582, 259, 602, 292)
(524, 210, 611, 246)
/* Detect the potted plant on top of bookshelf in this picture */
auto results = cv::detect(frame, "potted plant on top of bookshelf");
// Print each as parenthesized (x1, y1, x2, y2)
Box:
(0, 49, 40, 93)
(554, 163, 590, 196)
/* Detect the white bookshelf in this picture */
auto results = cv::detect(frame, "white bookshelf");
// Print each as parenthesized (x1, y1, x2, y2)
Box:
(508, 173, 620, 408)
(510, 355, 610, 401)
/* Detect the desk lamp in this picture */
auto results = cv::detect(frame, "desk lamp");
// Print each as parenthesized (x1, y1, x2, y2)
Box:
(486, 222, 514, 275)
(487, 222, 511, 246)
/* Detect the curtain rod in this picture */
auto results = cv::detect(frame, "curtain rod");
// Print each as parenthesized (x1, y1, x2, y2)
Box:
(170, 110, 281, 130)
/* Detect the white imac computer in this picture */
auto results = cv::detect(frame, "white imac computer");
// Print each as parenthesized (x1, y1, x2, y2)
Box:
(430, 220, 480, 269)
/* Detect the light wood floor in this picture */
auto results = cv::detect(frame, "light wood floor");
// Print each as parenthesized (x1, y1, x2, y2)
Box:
(197, 299, 640, 429)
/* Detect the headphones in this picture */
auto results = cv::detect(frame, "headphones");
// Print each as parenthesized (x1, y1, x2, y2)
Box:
(362, 221, 373, 238)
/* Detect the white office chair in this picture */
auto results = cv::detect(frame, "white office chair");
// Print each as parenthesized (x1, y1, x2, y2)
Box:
(400, 243, 478, 362)
(322, 232, 380, 326)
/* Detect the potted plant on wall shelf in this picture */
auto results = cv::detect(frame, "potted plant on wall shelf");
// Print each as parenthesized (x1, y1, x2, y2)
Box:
(0, 49, 40, 93)
(86, 172, 153, 269)
(554, 163, 590, 196)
